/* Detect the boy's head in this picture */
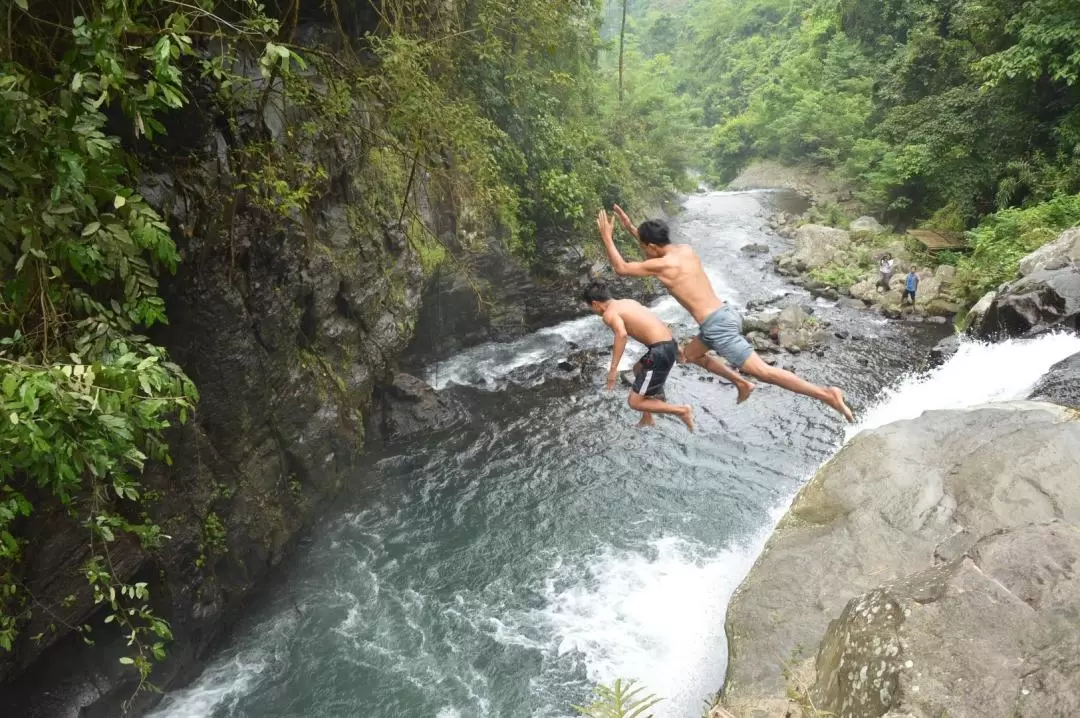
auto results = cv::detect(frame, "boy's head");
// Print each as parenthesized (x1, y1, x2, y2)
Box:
(582, 282, 612, 314)
(637, 219, 670, 258)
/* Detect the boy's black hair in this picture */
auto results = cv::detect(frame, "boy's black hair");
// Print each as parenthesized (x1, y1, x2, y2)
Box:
(582, 281, 612, 304)
(637, 219, 671, 246)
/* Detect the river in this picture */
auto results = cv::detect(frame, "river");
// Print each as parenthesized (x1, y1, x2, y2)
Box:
(149, 191, 1080, 718)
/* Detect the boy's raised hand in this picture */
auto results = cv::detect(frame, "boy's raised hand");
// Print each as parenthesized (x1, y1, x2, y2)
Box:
(612, 204, 637, 237)
(596, 209, 615, 242)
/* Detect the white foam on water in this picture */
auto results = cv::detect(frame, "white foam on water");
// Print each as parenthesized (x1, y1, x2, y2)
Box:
(425, 281, 738, 391)
(538, 522, 781, 718)
(848, 332, 1080, 440)
(148, 612, 298, 718)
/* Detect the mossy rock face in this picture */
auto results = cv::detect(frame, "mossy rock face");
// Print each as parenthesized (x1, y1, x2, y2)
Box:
(0, 32, 437, 715)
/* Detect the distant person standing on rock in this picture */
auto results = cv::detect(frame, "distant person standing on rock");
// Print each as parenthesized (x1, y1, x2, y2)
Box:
(596, 206, 854, 422)
(583, 282, 694, 431)
(877, 254, 895, 291)
(902, 269, 919, 306)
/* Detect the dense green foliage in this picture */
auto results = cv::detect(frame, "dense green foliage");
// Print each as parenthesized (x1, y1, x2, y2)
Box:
(619, 0, 1080, 300)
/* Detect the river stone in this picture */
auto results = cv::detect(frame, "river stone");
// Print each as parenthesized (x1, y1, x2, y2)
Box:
(928, 334, 960, 365)
(742, 243, 770, 255)
(812, 522, 1080, 718)
(963, 290, 997, 333)
(742, 312, 776, 335)
(789, 224, 851, 271)
(721, 402, 1080, 715)
(373, 373, 468, 442)
(1018, 227, 1080, 276)
(849, 216, 886, 234)
(976, 263, 1080, 338)
(1028, 351, 1080, 409)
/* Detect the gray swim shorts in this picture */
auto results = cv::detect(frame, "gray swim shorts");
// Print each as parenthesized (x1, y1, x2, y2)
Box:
(699, 306, 754, 368)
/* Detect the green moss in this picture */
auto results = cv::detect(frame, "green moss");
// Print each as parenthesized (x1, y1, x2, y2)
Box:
(810, 263, 864, 290)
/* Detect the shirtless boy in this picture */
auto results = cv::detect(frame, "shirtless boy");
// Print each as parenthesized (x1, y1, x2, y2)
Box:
(596, 207, 854, 422)
(583, 282, 694, 431)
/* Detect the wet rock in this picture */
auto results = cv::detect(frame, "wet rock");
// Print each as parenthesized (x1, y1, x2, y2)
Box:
(1018, 227, 1080, 276)
(745, 295, 788, 311)
(748, 332, 780, 354)
(741, 243, 770, 255)
(976, 264, 1080, 338)
(721, 403, 1080, 717)
(774, 305, 826, 351)
(849, 216, 886, 234)
(1028, 351, 1080, 409)
(838, 297, 867, 311)
(373, 373, 467, 442)
(742, 312, 776, 334)
(928, 334, 960, 365)
(833, 330, 850, 340)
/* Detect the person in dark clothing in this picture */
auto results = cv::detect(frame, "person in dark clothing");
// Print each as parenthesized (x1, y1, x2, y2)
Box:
(583, 282, 693, 431)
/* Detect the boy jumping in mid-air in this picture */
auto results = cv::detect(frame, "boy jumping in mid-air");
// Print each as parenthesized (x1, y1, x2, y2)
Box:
(583, 282, 694, 431)
(597, 207, 854, 422)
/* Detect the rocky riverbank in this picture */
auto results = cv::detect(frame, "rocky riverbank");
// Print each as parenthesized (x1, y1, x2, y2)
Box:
(769, 218, 962, 321)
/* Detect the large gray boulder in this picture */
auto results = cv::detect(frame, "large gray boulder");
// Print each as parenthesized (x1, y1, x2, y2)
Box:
(1028, 351, 1080, 409)
(783, 224, 851, 271)
(813, 522, 1080, 718)
(850, 216, 886, 234)
(963, 290, 996, 332)
(1018, 227, 1080, 276)
(976, 263, 1080, 338)
(721, 402, 1080, 718)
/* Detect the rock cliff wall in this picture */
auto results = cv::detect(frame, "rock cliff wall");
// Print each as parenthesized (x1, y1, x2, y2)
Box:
(0, 41, 443, 718)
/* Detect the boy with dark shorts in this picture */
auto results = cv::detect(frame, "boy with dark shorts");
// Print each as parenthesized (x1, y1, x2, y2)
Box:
(583, 282, 694, 431)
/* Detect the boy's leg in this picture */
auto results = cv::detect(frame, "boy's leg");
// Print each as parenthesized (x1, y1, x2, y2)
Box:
(681, 337, 756, 404)
(628, 392, 693, 431)
(636, 411, 655, 427)
(738, 352, 854, 422)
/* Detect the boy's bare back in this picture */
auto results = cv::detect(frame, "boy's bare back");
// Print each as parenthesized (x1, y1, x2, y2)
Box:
(602, 299, 672, 346)
(647, 246, 725, 324)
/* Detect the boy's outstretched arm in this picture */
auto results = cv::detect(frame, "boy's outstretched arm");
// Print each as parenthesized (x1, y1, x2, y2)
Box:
(613, 204, 638, 239)
(597, 210, 657, 278)
(605, 313, 628, 390)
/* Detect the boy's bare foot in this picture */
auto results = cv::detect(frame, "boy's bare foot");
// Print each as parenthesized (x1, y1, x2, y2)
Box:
(736, 379, 757, 405)
(677, 405, 695, 432)
(824, 387, 855, 423)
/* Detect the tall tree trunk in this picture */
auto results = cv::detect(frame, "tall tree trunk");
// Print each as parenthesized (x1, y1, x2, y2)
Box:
(618, 0, 628, 103)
